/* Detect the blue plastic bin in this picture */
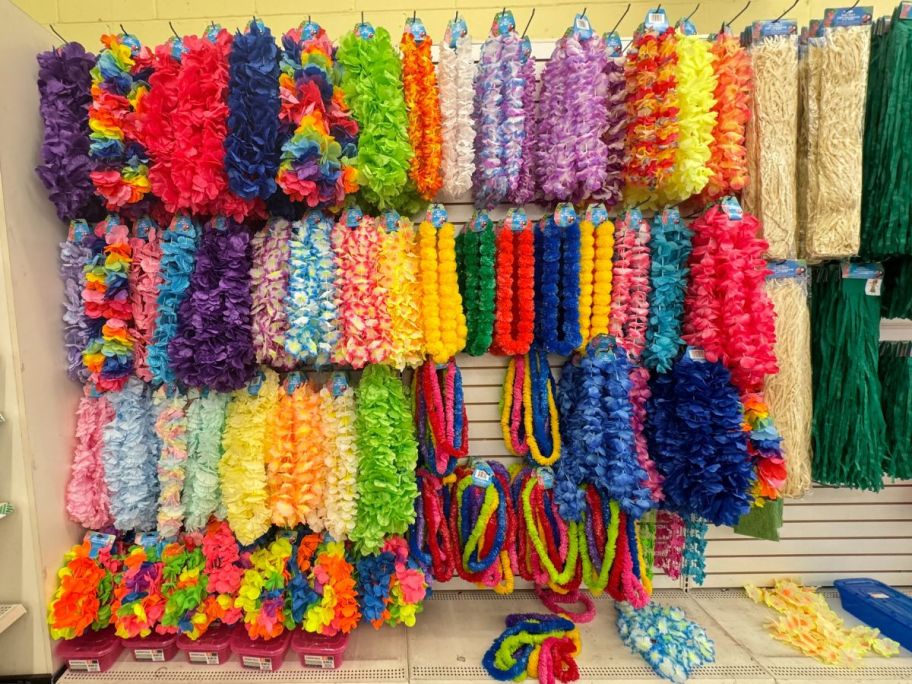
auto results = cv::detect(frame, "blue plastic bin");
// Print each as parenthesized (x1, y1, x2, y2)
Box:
(834, 578, 912, 652)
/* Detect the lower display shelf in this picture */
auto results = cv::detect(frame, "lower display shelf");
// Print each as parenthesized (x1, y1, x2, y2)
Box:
(56, 589, 912, 684)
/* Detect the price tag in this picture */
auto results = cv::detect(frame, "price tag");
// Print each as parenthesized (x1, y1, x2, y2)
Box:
(536, 467, 554, 489)
(554, 203, 577, 227)
(427, 203, 448, 228)
(472, 463, 494, 488)
(505, 208, 528, 232)
(645, 7, 669, 31)
(866, 277, 882, 296)
(242, 656, 274, 671)
(721, 196, 743, 221)
(686, 346, 707, 362)
(84, 531, 116, 559)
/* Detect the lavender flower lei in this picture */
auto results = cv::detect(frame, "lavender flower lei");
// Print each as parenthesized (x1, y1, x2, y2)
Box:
(250, 217, 295, 370)
(511, 39, 538, 205)
(472, 31, 506, 207)
(535, 33, 609, 203)
(36, 43, 101, 222)
(169, 218, 257, 391)
(601, 56, 627, 207)
(60, 221, 93, 383)
(225, 20, 281, 200)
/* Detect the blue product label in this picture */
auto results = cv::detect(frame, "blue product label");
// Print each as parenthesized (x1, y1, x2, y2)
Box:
(285, 371, 304, 395)
(300, 20, 320, 40)
(767, 259, 808, 280)
(134, 216, 154, 239)
(471, 210, 490, 233)
(383, 210, 400, 232)
(70, 219, 90, 243)
(205, 23, 221, 42)
(841, 261, 883, 279)
(445, 17, 468, 49)
(174, 214, 194, 234)
(136, 532, 159, 547)
(121, 33, 141, 53)
(588, 334, 616, 356)
(344, 206, 363, 228)
(520, 36, 532, 62)
(248, 369, 266, 396)
(472, 462, 494, 488)
(407, 17, 428, 42)
(169, 37, 185, 60)
(585, 203, 609, 225)
(822, 7, 874, 27)
(505, 208, 528, 232)
(901, 2, 912, 19)
(676, 17, 698, 35)
(85, 531, 116, 559)
(604, 31, 623, 56)
(536, 467, 555, 490)
(330, 372, 348, 397)
(554, 203, 577, 227)
(211, 216, 229, 232)
(686, 346, 707, 362)
(572, 12, 594, 40)
(645, 7, 669, 31)
(427, 203, 448, 228)
(721, 196, 743, 221)
(661, 206, 682, 225)
(492, 9, 516, 36)
(753, 19, 798, 41)
(626, 207, 644, 227)
(355, 22, 375, 40)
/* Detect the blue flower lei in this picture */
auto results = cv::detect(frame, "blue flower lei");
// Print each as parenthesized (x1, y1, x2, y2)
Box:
(225, 20, 281, 200)
(534, 215, 582, 356)
(286, 537, 320, 624)
(555, 358, 585, 520)
(682, 514, 708, 586)
(148, 214, 199, 385)
(646, 356, 754, 526)
(644, 208, 693, 373)
(355, 551, 395, 623)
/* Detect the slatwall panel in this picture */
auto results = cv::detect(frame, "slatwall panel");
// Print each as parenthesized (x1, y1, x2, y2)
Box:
(435, 39, 912, 591)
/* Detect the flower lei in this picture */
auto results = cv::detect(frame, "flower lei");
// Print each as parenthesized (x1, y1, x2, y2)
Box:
(154, 388, 189, 539)
(264, 379, 299, 527)
(500, 355, 529, 457)
(112, 545, 165, 639)
(36, 43, 100, 222)
(82, 216, 134, 392)
(534, 210, 582, 356)
(482, 613, 581, 683)
(379, 215, 425, 369)
(284, 211, 340, 366)
(88, 33, 151, 211)
(286, 533, 321, 627)
(302, 539, 361, 635)
(536, 32, 609, 203)
(60, 224, 94, 384)
(409, 468, 458, 582)
(148, 214, 199, 386)
(616, 602, 716, 684)
(137, 37, 181, 205)
(102, 378, 159, 531)
(277, 22, 359, 209)
(524, 351, 562, 467)
(577, 207, 614, 349)
(219, 369, 280, 546)
(320, 381, 359, 542)
(624, 27, 679, 208)
(351, 364, 419, 555)
(251, 217, 296, 371)
(414, 359, 468, 477)
(682, 514, 708, 586)
(682, 203, 778, 393)
(493, 214, 535, 356)
(514, 42, 538, 204)
(742, 393, 787, 500)
(646, 356, 754, 527)
(236, 537, 293, 640)
(128, 217, 161, 383)
(48, 541, 120, 640)
(437, 19, 475, 200)
(609, 210, 651, 360)
(186, 520, 245, 639)
(654, 511, 685, 580)
(292, 380, 328, 531)
(602, 55, 627, 207)
(182, 391, 229, 531)
(457, 214, 496, 356)
(331, 213, 393, 368)
(66, 392, 114, 529)
(702, 31, 752, 201)
(418, 217, 467, 362)
(158, 543, 207, 635)
(169, 218, 257, 391)
(225, 20, 281, 201)
(401, 26, 443, 200)
(356, 536, 429, 628)
(644, 208, 692, 372)
(337, 25, 419, 213)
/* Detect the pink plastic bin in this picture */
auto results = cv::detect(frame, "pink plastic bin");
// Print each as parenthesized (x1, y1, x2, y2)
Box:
(121, 633, 178, 662)
(56, 628, 123, 673)
(176, 623, 235, 665)
(291, 630, 350, 669)
(230, 628, 291, 671)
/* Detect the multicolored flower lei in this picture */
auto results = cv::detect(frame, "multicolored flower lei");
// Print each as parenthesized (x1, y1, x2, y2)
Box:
(236, 537, 293, 640)
(48, 541, 120, 640)
(401, 24, 443, 200)
(112, 545, 165, 638)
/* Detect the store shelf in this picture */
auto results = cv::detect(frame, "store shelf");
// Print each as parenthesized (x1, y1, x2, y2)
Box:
(0, 603, 25, 635)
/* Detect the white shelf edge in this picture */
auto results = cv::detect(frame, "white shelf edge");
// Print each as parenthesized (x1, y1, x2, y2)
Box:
(0, 603, 26, 635)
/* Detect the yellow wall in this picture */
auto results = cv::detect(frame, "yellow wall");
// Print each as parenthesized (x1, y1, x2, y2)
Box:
(15, 0, 903, 48)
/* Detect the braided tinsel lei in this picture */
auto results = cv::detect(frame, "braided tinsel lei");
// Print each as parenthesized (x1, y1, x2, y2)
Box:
(644, 208, 693, 373)
(647, 356, 754, 526)
(482, 613, 580, 683)
(82, 216, 135, 392)
(337, 26, 419, 213)
(36, 43, 101, 222)
(351, 365, 419, 555)
(602, 56, 627, 207)
(148, 214, 199, 386)
(401, 26, 443, 200)
(128, 217, 162, 383)
(380, 215, 425, 369)
(170, 218, 257, 391)
(250, 217, 295, 370)
(66, 393, 114, 529)
(536, 32, 609, 203)
(182, 390, 229, 531)
(285, 211, 340, 365)
(277, 22, 359, 209)
(624, 28, 679, 208)
(556, 339, 653, 522)
(154, 388, 189, 539)
(331, 213, 392, 368)
(102, 378, 160, 531)
(88, 33, 152, 211)
(60, 224, 93, 383)
(457, 214, 496, 355)
(437, 20, 475, 200)
(534, 211, 582, 356)
(225, 20, 281, 201)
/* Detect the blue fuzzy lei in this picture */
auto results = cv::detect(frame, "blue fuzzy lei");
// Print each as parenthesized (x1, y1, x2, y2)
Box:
(534, 215, 581, 356)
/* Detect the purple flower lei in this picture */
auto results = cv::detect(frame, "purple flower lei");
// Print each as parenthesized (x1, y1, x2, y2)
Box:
(472, 33, 506, 207)
(512, 46, 538, 205)
(60, 226, 93, 383)
(601, 56, 627, 207)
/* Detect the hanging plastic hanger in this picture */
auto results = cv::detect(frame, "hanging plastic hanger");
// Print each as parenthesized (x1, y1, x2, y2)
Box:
(721, 1, 751, 33)
(609, 4, 632, 35)
(684, 3, 701, 21)
(521, 8, 536, 38)
(49, 24, 68, 45)
(774, 0, 798, 23)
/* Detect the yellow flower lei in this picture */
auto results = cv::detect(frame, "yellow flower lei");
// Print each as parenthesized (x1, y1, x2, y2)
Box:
(577, 219, 596, 350)
(589, 218, 615, 344)
(522, 354, 561, 466)
(380, 219, 425, 369)
(418, 219, 467, 363)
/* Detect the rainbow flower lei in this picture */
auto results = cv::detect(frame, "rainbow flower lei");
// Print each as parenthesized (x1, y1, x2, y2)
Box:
(236, 537, 293, 640)
(48, 541, 120, 640)
(112, 544, 165, 639)
(303, 539, 361, 635)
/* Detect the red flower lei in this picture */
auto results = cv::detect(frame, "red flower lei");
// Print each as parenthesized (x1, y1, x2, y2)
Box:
(492, 220, 535, 356)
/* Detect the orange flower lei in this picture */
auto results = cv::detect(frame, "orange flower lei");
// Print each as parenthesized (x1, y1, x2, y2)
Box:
(400, 28, 443, 200)
(48, 541, 120, 639)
